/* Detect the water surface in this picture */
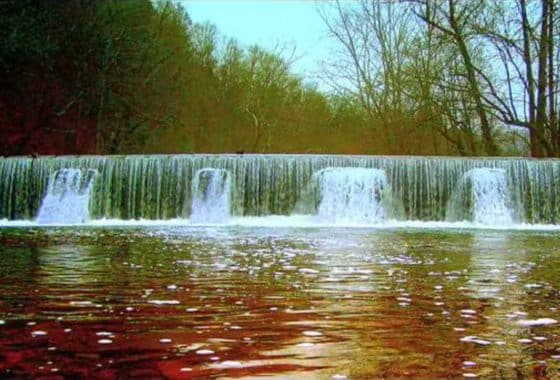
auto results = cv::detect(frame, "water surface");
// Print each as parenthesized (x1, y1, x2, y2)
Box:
(1, 226, 559, 379)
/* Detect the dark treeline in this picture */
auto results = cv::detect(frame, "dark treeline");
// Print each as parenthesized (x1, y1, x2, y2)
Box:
(0, 0, 558, 156)
(0, 0, 371, 155)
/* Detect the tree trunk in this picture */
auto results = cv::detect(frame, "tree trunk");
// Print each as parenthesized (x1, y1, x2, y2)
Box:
(546, 0, 557, 154)
(447, 0, 499, 156)
(519, 0, 541, 156)
(535, 0, 550, 156)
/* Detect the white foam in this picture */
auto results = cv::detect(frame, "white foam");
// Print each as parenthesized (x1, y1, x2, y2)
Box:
(516, 318, 558, 327)
(190, 168, 231, 223)
(313, 167, 388, 223)
(1, 215, 560, 231)
(36, 169, 97, 225)
(447, 168, 516, 225)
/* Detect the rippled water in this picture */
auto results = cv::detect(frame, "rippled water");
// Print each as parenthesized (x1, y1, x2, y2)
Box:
(1, 226, 560, 379)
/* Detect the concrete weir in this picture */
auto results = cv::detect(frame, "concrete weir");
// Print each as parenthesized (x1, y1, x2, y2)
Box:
(0, 155, 559, 225)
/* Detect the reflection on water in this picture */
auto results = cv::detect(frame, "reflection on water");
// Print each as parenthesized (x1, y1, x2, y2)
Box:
(1, 227, 560, 378)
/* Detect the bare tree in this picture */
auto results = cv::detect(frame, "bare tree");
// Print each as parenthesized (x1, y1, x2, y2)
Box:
(463, 0, 559, 156)
(320, 0, 439, 154)
(414, 0, 500, 155)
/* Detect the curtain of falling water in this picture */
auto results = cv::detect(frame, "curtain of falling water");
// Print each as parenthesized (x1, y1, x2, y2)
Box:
(0, 155, 559, 223)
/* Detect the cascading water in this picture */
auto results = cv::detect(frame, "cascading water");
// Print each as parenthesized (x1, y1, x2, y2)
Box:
(305, 168, 390, 224)
(190, 168, 231, 223)
(446, 168, 516, 225)
(0, 155, 559, 226)
(36, 169, 97, 224)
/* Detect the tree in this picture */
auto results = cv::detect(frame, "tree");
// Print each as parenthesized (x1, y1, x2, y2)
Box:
(320, 0, 469, 155)
(456, 0, 559, 156)
(412, 0, 501, 155)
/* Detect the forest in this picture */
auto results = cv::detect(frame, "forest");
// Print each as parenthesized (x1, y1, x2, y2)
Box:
(0, 0, 558, 157)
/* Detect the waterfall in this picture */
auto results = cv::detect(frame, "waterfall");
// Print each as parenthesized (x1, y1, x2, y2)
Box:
(190, 168, 231, 223)
(0, 155, 559, 225)
(36, 169, 97, 224)
(307, 168, 389, 224)
(446, 168, 516, 225)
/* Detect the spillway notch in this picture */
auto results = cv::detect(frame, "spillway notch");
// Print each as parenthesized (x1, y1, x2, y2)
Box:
(446, 167, 518, 225)
(36, 168, 98, 224)
(190, 168, 232, 223)
(297, 167, 395, 224)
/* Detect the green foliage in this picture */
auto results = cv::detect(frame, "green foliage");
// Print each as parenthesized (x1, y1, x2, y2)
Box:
(1, 0, 530, 156)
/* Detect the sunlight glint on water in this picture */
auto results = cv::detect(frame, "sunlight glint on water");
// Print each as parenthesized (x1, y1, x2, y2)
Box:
(0, 228, 559, 379)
